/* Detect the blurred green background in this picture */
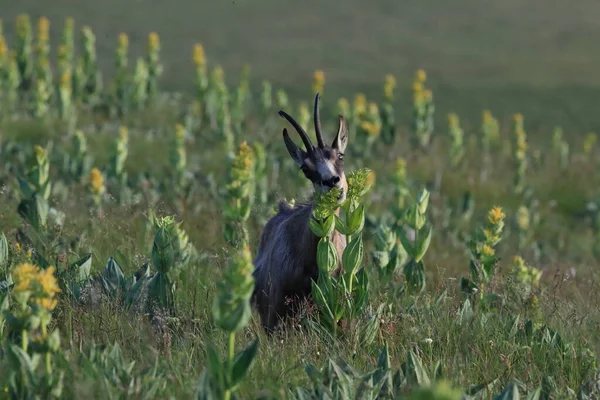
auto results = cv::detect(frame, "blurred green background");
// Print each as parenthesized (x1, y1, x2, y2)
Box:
(4, 0, 599, 133)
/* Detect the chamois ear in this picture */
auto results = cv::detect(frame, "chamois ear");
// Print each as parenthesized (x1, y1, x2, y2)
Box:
(332, 115, 349, 153)
(283, 128, 306, 167)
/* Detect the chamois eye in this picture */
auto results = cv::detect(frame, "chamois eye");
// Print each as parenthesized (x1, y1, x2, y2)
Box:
(338, 153, 344, 161)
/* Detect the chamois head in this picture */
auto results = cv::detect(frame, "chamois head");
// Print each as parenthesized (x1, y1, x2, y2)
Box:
(279, 93, 349, 203)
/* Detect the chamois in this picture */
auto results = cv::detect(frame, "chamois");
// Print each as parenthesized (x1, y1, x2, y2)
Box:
(252, 93, 349, 333)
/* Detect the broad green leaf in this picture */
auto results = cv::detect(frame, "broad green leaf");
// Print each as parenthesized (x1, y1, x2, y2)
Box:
(148, 272, 175, 311)
(414, 224, 432, 262)
(347, 204, 365, 235)
(342, 234, 363, 277)
(70, 253, 93, 283)
(334, 214, 350, 235)
(230, 338, 259, 389)
(317, 239, 338, 273)
(102, 257, 126, 296)
(493, 382, 520, 400)
(398, 229, 415, 258)
(308, 217, 325, 237)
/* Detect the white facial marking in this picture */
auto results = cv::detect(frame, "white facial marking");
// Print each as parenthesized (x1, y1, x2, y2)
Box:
(316, 160, 337, 183)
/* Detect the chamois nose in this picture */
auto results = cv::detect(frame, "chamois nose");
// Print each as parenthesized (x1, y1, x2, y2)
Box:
(323, 176, 341, 187)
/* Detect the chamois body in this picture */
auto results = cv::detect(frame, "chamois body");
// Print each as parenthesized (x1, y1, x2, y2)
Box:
(251, 93, 350, 333)
(252, 200, 346, 332)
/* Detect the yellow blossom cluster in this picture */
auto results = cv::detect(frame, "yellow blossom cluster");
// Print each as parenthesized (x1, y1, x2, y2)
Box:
(353, 93, 367, 117)
(230, 141, 255, 184)
(118, 33, 129, 48)
(12, 263, 61, 310)
(89, 167, 105, 195)
(337, 97, 350, 117)
(148, 32, 160, 51)
(193, 43, 206, 67)
(513, 256, 542, 287)
(383, 74, 396, 100)
(38, 17, 50, 43)
(583, 132, 597, 155)
(312, 69, 325, 95)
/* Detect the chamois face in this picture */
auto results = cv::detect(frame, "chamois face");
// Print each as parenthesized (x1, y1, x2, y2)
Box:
(279, 93, 349, 203)
(299, 143, 347, 202)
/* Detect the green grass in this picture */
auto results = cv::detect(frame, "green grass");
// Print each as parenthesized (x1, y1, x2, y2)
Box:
(3, 0, 600, 131)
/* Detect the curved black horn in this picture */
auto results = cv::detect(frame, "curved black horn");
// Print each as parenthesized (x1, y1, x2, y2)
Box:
(278, 110, 314, 152)
(313, 93, 325, 148)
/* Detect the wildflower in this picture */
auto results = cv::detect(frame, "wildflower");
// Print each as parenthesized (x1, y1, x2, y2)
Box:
(481, 244, 495, 257)
(60, 71, 71, 88)
(38, 17, 50, 43)
(119, 126, 128, 142)
(488, 206, 505, 225)
(360, 121, 381, 136)
(415, 69, 427, 82)
(423, 89, 433, 101)
(148, 32, 160, 50)
(118, 32, 129, 48)
(175, 123, 185, 139)
(448, 113, 459, 126)
(89, 168, 105, 195)
(584, 133, 597, 154)
(513, 113, 523, 123)
(213, 65, 224, 82)
(312, 69, 325, 95)
(353, 93, 367, 116)
(193, 43, 206, 66)
(412, 82, 423, 93)
(12, 263, 39, 293)
(516, 206, 530, 230)
(337, 97, 350, 116)
(482, 110, 492, 123)
(14, 242, 22, 253)
(34, 145, 46, 160)
(384, 74, 396, 100)
(0, 35, 7, 59)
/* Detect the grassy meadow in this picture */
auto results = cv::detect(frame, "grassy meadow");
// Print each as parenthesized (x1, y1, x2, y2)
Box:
(0, 2, 600, 399)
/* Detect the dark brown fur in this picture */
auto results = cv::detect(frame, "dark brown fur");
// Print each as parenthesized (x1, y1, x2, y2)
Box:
(252, 200, 346, 332)
(251, 93, 349, 333)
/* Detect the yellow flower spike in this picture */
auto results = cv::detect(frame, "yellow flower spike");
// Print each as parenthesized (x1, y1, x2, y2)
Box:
(148, 32, 160, 50)
(60, 71, 71, 88)
(34, 145, 46, 160)
(353, 93, 367, 115)
(14, 242, 22, 253)
(119, 126, 128, 143)
(213, 65, 224, 82)
(89, 168, 105, 195)
(488, 206, 505, 226)
(26, 249, 32, 260)
(481, 244, 495, 257)
(38, 16, 50, 43)
(0, 35, 7, 59)
(368, 102, 379, 117)
(412, 82, 423, 93)
(38, 266, 61, 297)
(312, 69, 325, 95)
(12, 263, 40, 293)
(118, 32, 129, 48)
(423, 89, 433, 101)
(448, 113, 459, 126)
(513, 113, 524, 123)
(415, 69, 427, 82)
(384, 74, 396, 100)
(193, 43, 206, 66)
(175, 123, 185, 139)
